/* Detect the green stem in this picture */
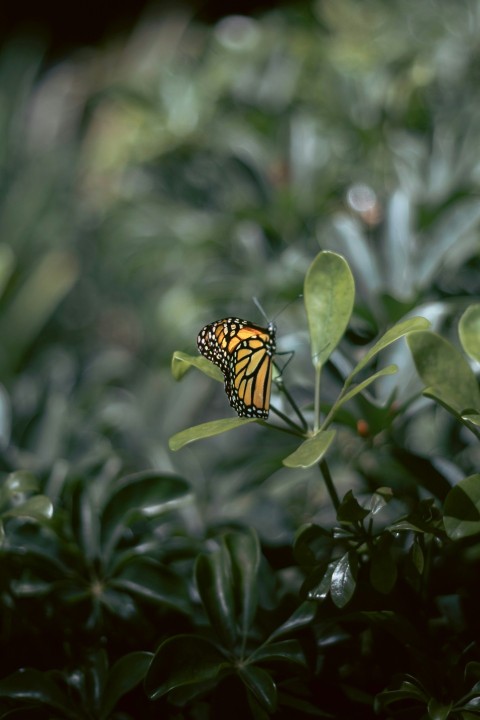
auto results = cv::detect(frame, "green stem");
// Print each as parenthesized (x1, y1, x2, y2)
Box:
(314, 365, 322, 433)
(319, 458, 340, 511)
(276, 379, 308, 432)
(268, 405, 305, 435)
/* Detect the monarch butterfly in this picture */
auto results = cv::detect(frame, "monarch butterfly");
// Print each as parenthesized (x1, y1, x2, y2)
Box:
(197, 318, 276, 418)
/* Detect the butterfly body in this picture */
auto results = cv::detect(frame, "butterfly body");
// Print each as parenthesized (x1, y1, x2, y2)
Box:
(197, 318, 276, 418)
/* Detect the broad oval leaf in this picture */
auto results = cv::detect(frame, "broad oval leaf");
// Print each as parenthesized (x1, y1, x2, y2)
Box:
(101, 651, 153, 718)
(283, 430, 336, 468)
(407, 331, 480, 414)
(444, 474, 480, 540)
(330, 551, 358, 608)
(171, 351, 223, 382)
(169, 417, 255, 451)
(145, 635, 229, 700)
(196, 548, 237, 649)
(304, 251, 355, 369)
(224, 529, 260, 643)
(2, 495, 53, 521)
(238, 665, 277, 713)
(459, 304, 480, 363)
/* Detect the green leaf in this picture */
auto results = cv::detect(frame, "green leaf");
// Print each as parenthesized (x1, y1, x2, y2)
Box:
(407, 331, 480, 414)
(111, 557, 190, 613)
(239, 665, 277, 713)
(330, 551, 358, 608)
(459, 304, 480, 363)
(444, 474, 480, 540)
(462, 411, 480, 427)
(248, 640, 306, 668)
(266, 601, 317, 642)
(350, 316, 431, 380)
(224, 529, 260, 644)
(369, 487, 394, 515)
(0, 669, 75, 718)
(101, 471, 192, 560)
(337, 490, 370, 523)
(427, 697, 453, 720)
(304, 251, 355, 369)
(306, 562, 336, 602)
(369, 534, 397, 594)
(101, 652, 153, 719)
(145, 635, 229, 700)
(169, 417, 255, 451)
(0, 251, 78, 373)
(171, 350, 223, 382)
(332, 365, 398, 415)
(2, 495, 53, 522)
(196, 547, 237, 649)
(282, 430, 336, 468)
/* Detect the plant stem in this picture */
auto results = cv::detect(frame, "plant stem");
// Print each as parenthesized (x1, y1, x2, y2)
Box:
(314, 365, 321, 432)
(319, 458, 340, 511)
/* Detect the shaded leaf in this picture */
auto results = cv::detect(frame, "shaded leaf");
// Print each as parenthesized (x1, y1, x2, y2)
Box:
(224, 529, 260, 644)
(196, 548, 237, 649)
(101, 652, 153, 718)
(248, 640, 306, 668)
(0, 669, 75, 718)
(266, 601, 317, 642)
(337, 490, 370, 523)
(444, 474, 480, 540)
(145, 635, 229, 700)
(111, 557, 190, 613)
(239, 665, 277, 713)
(370, 534, 397, 594)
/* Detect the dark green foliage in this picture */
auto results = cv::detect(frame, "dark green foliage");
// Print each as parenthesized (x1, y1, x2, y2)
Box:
(2, 2, 480, 718)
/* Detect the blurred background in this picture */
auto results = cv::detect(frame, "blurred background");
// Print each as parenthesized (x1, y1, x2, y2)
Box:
(1, 0, 480, 534)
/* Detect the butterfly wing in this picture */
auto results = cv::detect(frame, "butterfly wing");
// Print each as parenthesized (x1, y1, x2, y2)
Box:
(197, 318, 276, 418)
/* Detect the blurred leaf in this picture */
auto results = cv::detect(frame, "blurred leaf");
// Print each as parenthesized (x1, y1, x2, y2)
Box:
(101, 651, 153, 719)
(0, 669, 75, 718)
(2, 495, 53, 521)
(304, 251, 355, 369)
(169, 417, 255, 450)
(407, 331, 480, 414)
(0, 242, 15, 299)
(427, 698, 453, 720)
(444, 474, 480, 540)
(172, 351, 223, 382)
(145, 635, 229, 700)
(195, 547, 237, 649)
(0, 251, 78, 373)
(282, 430, 336, 468)
(459, 304, 480, 363)
(249, 639, 306, 667)
(101, 471, 192, 560)
(111, 557, 190, 613)
(224, 529, 260, 645)
(239, 665, 277, 713)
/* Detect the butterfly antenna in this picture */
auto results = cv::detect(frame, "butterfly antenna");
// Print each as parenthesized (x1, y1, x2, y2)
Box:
(252, 296, 270, 323)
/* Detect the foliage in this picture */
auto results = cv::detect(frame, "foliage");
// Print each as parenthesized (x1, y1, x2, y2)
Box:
(1, 0, 480, 718)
